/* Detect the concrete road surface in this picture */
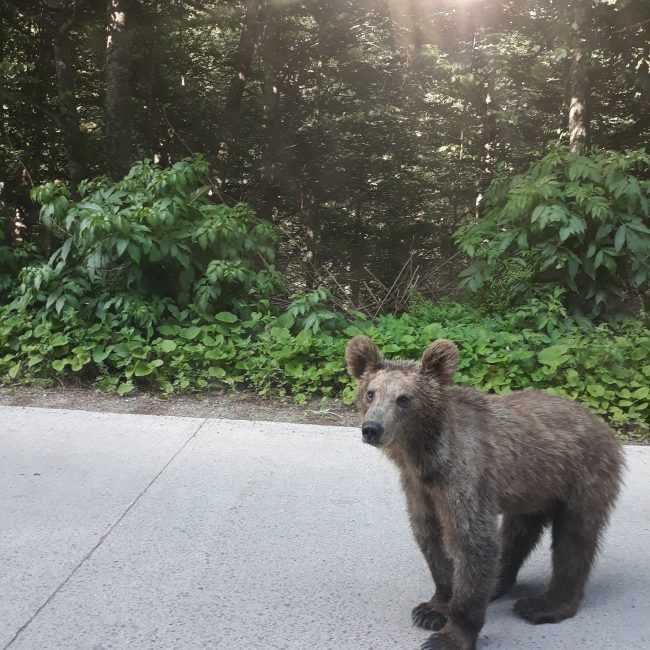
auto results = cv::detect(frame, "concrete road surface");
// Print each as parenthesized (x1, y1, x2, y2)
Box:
(1, 406, 648, 650)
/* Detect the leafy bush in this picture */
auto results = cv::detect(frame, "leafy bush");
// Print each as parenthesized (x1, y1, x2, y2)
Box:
(343, 293, 650, 434)
(456, 148, 650, 315)
(1, 290, 648, 438)
(0, 217, 37, 302)
(0, 156, 648, 439)
(275, 288, 350, 334)
(19, 157, 280, 321)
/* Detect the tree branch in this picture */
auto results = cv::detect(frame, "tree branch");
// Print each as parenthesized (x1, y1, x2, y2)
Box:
(159, 103, 229, 205)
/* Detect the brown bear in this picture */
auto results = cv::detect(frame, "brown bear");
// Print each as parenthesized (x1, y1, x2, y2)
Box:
(345, 336, 624, 650)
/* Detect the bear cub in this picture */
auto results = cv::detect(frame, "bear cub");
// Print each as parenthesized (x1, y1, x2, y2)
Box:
(346, 336, 624, 650)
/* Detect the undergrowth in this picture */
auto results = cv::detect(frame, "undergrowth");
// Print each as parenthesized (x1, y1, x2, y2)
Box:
(1, 156, 649, 441)
(1, 288, 648, 440)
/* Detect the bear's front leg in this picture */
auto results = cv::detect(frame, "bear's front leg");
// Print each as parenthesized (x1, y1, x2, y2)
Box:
(408, 501, 455, 631)
(421, 508, 498, 650)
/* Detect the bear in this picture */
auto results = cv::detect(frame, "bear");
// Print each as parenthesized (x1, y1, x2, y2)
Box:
(345, 336, 624, 650)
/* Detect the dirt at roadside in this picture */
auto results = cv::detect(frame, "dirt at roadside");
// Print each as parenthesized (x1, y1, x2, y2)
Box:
(0, 384, 358, 427)
(1, 384, 646, 443)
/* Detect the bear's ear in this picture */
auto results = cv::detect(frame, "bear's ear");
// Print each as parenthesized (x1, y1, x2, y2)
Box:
(345, 336, 382, 379)
(420, 339, 459, 384)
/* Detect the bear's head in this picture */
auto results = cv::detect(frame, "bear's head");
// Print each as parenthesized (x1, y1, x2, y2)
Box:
(345, 336, 458, 449)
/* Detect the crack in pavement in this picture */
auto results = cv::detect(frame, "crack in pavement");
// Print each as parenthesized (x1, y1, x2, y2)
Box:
(3, 417, 209, 649)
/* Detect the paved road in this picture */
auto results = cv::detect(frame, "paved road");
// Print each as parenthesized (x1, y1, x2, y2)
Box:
(1, 406, 648, 650)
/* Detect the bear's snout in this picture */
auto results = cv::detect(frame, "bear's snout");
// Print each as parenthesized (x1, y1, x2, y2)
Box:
(362, 421, 384, 446)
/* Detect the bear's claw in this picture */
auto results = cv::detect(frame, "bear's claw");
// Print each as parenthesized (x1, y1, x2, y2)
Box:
(412, 602, 447, 631)
(420, 633, 464, 650)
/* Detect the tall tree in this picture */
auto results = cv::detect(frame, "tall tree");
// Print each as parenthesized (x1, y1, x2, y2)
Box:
(50, 1, 87, 183)
(105, 0, 137, 177)
(568, 0, 593, 152)
(220, 0, 262, 176)
(2, 0, 649, 294)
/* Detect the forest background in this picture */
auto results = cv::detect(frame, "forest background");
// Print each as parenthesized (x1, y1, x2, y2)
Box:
(1, 0, 649, 438)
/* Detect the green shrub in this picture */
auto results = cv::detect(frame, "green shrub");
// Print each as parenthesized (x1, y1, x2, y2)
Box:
(0, 218, 37, 302)
(0, 155, 648, 439)
(1, 291, 648, 438)
(456, 148, 650, 315)
(20, 157, 280, 321)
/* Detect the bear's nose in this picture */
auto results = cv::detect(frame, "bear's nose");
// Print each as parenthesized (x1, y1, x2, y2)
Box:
(362, 421, 383, 446)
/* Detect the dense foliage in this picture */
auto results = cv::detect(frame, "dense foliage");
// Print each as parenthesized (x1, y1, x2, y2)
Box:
(1, 2, 650, 440)
(2, 0, 649, 296)
(19, 157, 279, 324)
(456, 148, 650, 314)
(1, 283, 648, 438)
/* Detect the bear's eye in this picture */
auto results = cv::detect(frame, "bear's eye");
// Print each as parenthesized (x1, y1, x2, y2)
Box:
(396, 395, 410, 407)
(366, 390, 375, 402)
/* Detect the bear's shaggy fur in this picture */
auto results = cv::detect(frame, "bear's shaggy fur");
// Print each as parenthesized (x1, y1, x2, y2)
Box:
(346, 336, 624, 650)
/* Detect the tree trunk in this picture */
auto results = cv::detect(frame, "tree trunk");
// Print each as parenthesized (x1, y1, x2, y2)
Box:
(105, 0, 137, 178)
(257, 3, 283, 221)
(568, 0, 593, 153)
(480, 63, 497, 178)
(136, 2, 167, 165)
(300, 188, 319, 290)
(468, 1, 501, 215)
(220, 0, 261, 163)
(51, 4, 87, 184)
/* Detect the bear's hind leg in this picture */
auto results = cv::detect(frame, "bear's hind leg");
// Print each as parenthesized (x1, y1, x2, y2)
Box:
(514, 504, 603, 624)
(493, 512, 548, 600)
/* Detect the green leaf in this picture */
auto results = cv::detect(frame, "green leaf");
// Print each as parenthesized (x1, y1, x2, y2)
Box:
(51, 359, 68, 372)
(595, 224, 613, 240)
(60, 238, 73, 262)
(625, 230, 648, 255)
(594, 250, 604, 269)
(538, 344, 569, 368)
(632, 268, 648, 287)
(128, 243, 141, 264)
(586, 384, 605, 398)
(159, 339, 177, 353)
(71, 355, 89, 372)
(632, 386, 649, 400)
(614, 225, 626, 252)
(559, 216, 586, 242)
(565, 368, 580, 384)
(516, 231, 528, 248)
(214, 311, 238, 323)
(531, 204, 566, 228)
(117, 381, 135, 396)
(567, 254, 580, 280)
(113, 343, 130, 357)
(134, 361, 154, 376)
(116, 238, 129, 257)
(275, 312, 296, 329)
(159, 324, 179, 336)
(627, 221, 650, 235)
(181, 326, 202, 340)
(92, 347, 110, 364)
(208, 366, 226, 378)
